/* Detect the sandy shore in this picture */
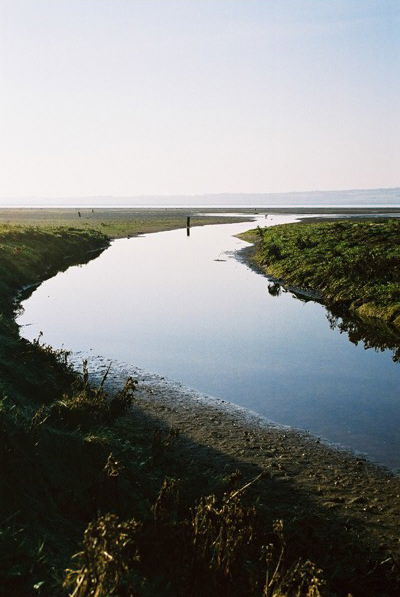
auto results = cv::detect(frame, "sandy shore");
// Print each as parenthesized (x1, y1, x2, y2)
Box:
(76, 354, 400, 571)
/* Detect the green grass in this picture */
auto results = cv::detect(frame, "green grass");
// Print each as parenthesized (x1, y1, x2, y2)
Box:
(0, 208, 247, 239)
(0, 224, 322, 596)
(1, 222, 399, 595)
(0, 224, 108, 406)
(240, 219, 400, 328)
(0, 224, 108, 300)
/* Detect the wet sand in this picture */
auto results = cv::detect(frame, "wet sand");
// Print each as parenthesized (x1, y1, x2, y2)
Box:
(79, 355, 400, 569)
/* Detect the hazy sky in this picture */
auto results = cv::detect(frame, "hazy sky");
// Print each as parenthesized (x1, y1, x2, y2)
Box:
(1, 0, 399, 199)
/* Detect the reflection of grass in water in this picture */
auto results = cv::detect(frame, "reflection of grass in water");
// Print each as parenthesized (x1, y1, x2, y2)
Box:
(0, 224, 108, 300)
(241, 218, 400, 330)
(254, 236, 400, 362)
(327, 307, 400, 362)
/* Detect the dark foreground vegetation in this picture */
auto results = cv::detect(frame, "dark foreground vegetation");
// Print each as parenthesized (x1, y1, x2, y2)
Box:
(1, 223, 400, 596)
(241, 219, 400, 328)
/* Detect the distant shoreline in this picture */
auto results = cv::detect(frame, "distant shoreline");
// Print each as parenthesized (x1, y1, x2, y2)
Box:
(2, 205, 400, 213)
(1, 185, 399, 209)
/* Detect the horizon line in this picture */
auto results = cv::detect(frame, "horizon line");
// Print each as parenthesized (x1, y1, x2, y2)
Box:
(1, 185, 400, 201)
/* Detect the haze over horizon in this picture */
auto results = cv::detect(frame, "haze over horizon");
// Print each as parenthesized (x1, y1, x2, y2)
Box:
(2, 187, 400, 208)
(1, 1, 399, 200)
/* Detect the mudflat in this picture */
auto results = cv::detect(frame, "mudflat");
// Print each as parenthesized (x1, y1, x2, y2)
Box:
(85, 357, 400, 594)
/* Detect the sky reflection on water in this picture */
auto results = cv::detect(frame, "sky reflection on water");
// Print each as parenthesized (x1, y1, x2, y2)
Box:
(18, 216, 400, 470)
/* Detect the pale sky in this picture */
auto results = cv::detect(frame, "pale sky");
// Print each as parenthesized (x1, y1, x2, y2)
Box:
(1, 0, 399, 199)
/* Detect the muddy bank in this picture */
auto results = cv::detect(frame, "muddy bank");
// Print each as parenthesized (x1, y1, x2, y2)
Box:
(80, 355, 400, 576)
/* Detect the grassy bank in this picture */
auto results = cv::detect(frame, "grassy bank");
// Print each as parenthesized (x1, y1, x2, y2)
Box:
(0, 224, 325, 596)
(0, 208, 248, 239)
(1, 222, 400, 596)
(0, 225, 108, 404)
(240, 219, 400, 328)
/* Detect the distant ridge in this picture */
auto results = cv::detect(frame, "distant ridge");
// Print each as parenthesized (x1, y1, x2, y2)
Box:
(1, 187, 399, 208)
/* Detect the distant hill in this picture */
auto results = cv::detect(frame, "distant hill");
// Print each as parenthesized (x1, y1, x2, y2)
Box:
(1, 187, 400, 208)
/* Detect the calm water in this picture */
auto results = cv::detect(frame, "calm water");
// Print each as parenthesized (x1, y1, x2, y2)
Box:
(18, 215, 400, 470)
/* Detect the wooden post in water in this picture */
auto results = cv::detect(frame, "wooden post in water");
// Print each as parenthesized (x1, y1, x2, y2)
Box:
(186, 216, 191, 236)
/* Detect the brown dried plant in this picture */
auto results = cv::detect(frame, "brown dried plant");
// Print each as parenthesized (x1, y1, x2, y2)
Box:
(64, 514, 141, 597)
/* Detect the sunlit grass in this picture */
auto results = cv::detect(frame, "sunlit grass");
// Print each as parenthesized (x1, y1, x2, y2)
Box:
(0, 208, 247, 239)
(242, 219, 400, 326)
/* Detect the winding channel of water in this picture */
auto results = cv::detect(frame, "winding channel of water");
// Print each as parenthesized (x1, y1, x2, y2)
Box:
(18, 215, 400, 470)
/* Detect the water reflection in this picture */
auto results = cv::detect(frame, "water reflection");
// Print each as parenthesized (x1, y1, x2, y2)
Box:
(267, 282, 282, 297)
(327, 308, 400, 363)
(266, 280, 400, 363)
(17, 216, 400, 470)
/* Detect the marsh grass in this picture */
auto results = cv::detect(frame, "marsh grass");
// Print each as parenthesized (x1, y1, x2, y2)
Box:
(240, 219, 400, 360)
(32, 362, 138, 431)
(0, 224, 108, 303)
(1, 343, 397, 595)
(0, 209, 247, 240)
(64, 514, 142, 597)
(64, 474, 326, 597)
(241, 219, 400, 326)
(1, 222, 399, 596)
(151, 427, 179, 464)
